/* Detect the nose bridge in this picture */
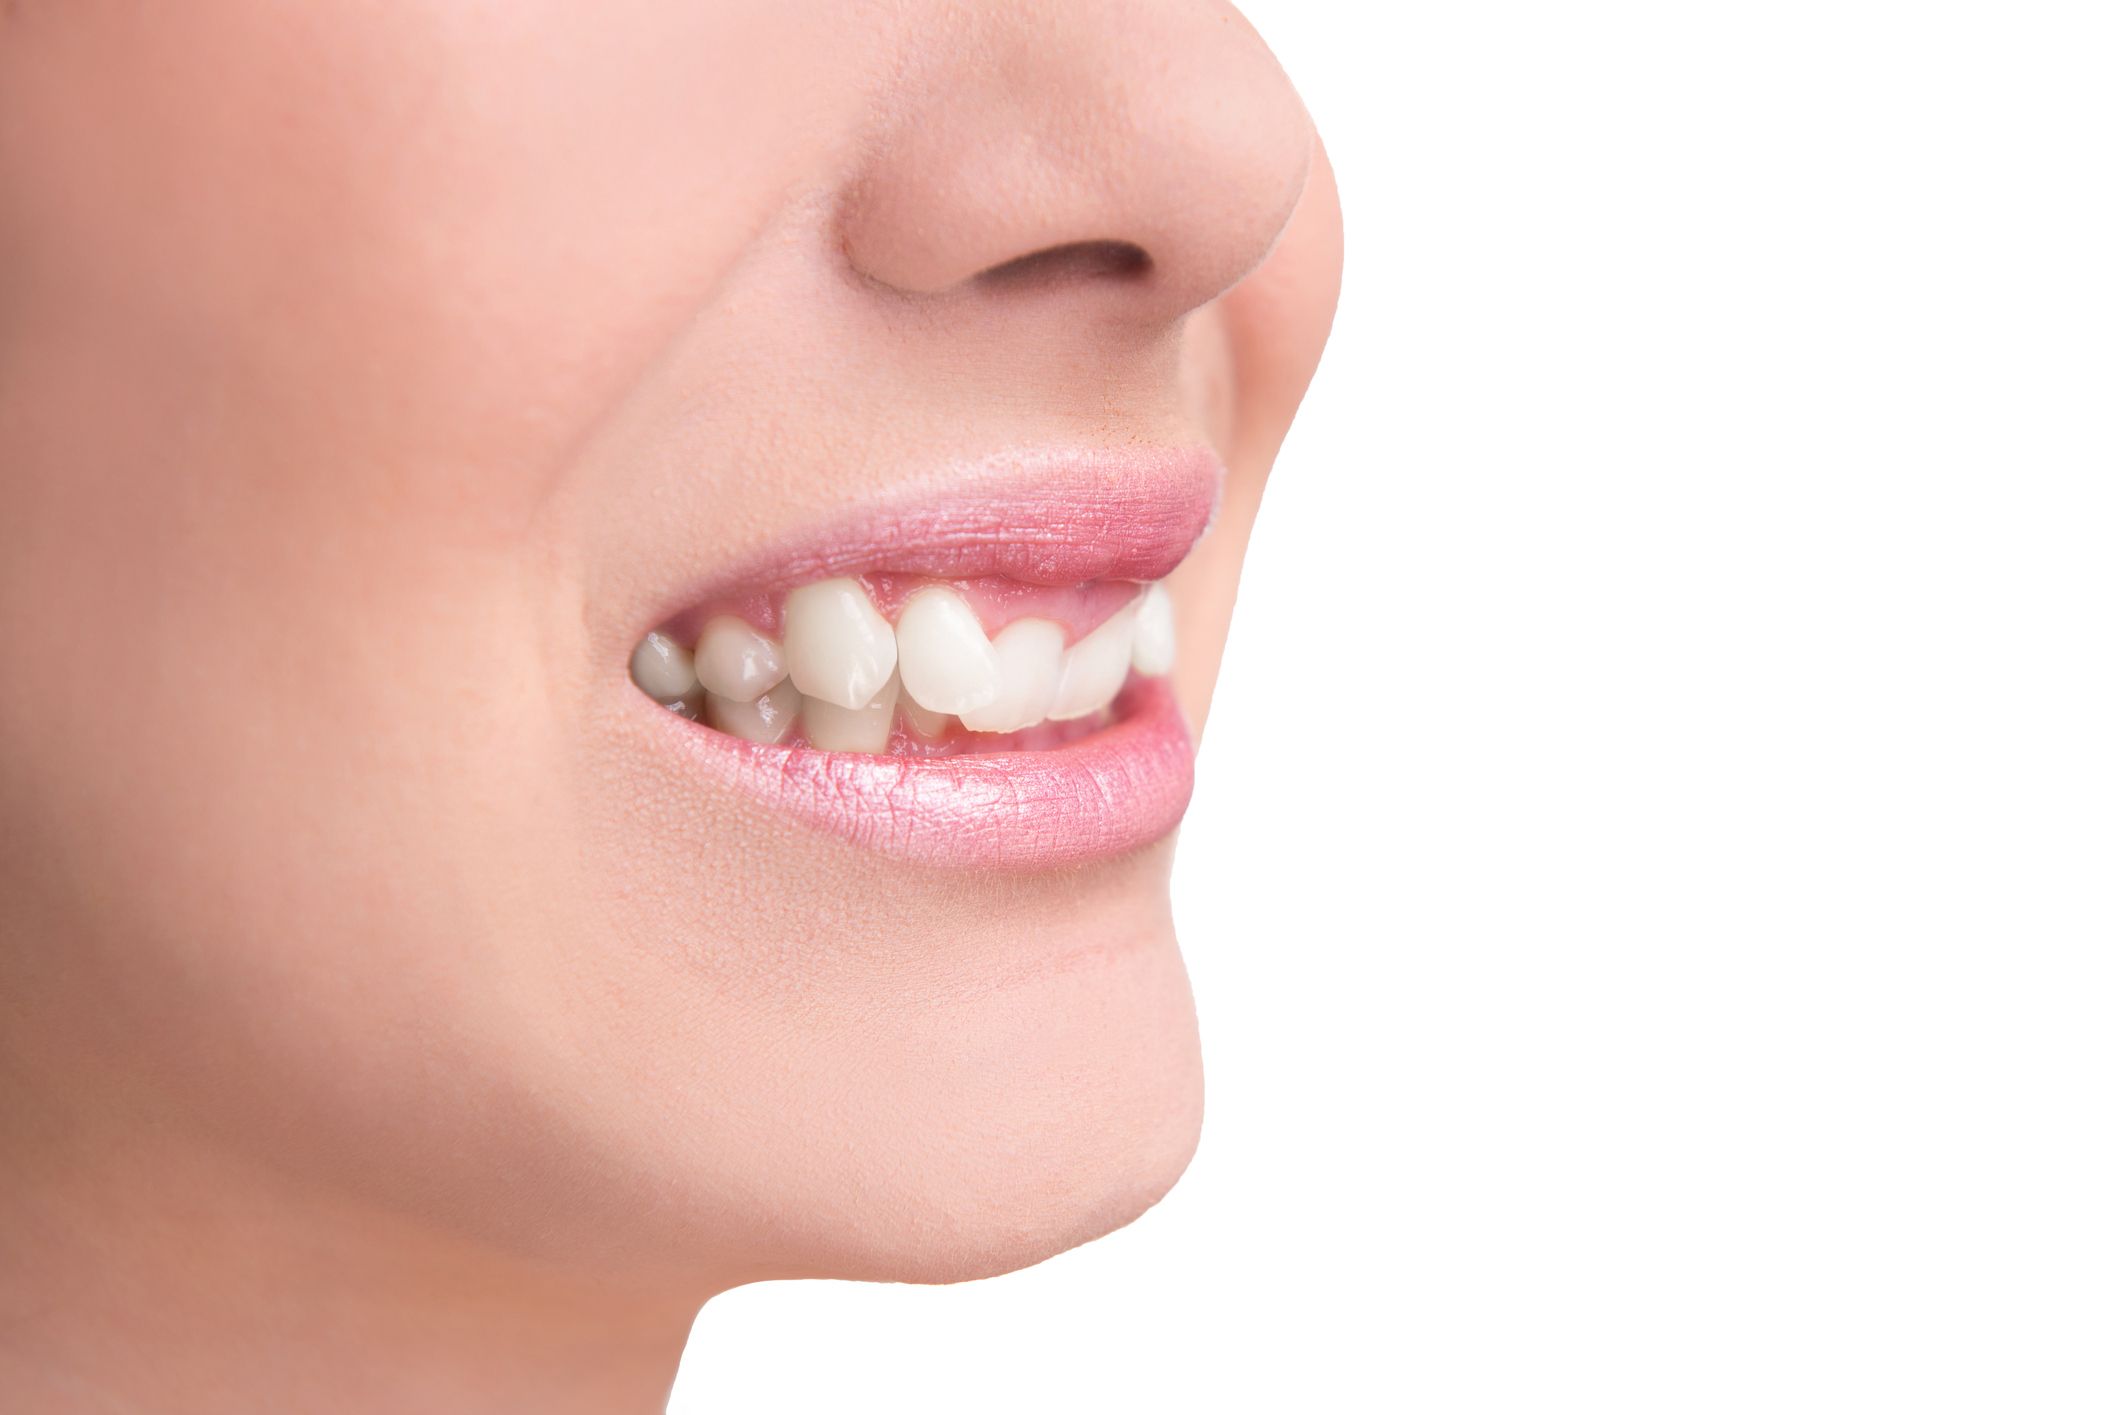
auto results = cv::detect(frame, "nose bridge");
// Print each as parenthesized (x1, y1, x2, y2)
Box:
(837, 0, 1313, 324)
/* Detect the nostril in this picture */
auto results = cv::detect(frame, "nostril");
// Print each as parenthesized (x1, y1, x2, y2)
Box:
(975, 239, 1152, 291)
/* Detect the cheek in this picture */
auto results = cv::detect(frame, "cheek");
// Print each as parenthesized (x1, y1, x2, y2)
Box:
(0, 531, 582, 1103)
(0, 0, 867, 989)
(1, 0, 865, 550)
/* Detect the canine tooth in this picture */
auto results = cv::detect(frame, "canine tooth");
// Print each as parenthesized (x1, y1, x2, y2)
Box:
(704, 679, 801, 745)
(899, 695, 954, 740)
(1048, 605, 1137, 721)
(694, 616, 787, 701)
(1130, 582, 1176, 676)
(959, 618, 1065, 733)
(895, 587, 1001, 714)
(784, 577, 898, 710)
(660, 694, 702, 722)
(629, 631, 697, 700)
(802, 671, 900, 753)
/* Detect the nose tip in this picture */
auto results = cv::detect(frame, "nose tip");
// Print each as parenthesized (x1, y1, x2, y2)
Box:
(838, 0, 1313, 325)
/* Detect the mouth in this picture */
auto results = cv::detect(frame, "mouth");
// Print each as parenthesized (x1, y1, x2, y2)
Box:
(627, 447, 1217, 868)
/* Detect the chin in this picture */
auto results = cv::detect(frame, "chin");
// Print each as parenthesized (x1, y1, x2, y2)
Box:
(699, 915, 1206, 1289)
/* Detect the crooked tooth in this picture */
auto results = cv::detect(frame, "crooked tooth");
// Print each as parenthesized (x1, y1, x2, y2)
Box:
(1130, 582, 1176, 676)
(959, 618, 1065, 733)
(802, 671, 900, 752)
(704, 679, 801, 745)
(783, 577, 897, 711)
(895, 587, 1001, 714)
(694, 616, 787, 701)
(899, 694, 954, 740)
(1048, 603, 1138, 721)
(629, 631, 697, 701)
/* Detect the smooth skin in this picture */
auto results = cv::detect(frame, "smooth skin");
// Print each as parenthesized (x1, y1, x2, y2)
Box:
(0, 2, 1341, 1410)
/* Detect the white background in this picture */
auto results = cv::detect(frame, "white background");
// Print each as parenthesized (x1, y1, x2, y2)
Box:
(679, 3, 2117, 1409)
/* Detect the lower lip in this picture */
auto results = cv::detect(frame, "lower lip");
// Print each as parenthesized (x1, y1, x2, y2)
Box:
(656, 678, 1195, 869)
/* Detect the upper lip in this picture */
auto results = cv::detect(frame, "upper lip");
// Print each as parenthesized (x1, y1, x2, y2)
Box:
(637, 443, 1223, 632)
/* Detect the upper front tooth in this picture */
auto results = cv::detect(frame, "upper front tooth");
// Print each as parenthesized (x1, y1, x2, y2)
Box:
(783, 577, 897, 711)
(695, 616, 787, 701)
(629, 631, 697, 701)
(1129, 582, 1176, 676)
(1047, 603, 1138, 721)
(959, 617, 1064, 733)
(895, 587, 1001, 715)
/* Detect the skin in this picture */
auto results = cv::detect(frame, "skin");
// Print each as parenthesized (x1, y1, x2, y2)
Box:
(0, 2, 1340, 1410)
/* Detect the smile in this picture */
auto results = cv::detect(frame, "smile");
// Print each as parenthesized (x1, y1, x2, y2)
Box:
(632, 574, 1175, 750)
(626, 448, 1217, 868)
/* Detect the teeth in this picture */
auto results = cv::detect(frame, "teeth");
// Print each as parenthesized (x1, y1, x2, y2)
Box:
(898, 694, 955, 740)
(1048, 602, 1138, 721)
(894, 587, 1001, 714)
(1130, 582, 1176, 676)
(783, 577, 897, 711)
(959, 618, 1065, 733)
(704, 679, 801, 745)
(802, 671, 900, 753)
(694, 616, 787, 701)
(636, 576, 1179, 751)
(629, 631, 698, 701)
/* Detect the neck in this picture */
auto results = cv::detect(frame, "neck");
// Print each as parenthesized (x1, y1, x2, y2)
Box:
(0, 1123, 709, 1415)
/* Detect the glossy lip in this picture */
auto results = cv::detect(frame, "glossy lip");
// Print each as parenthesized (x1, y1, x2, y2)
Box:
(639, 444, 1223, 623)
(633, 445, 1218, 868)
(655, 676, 1193, 869)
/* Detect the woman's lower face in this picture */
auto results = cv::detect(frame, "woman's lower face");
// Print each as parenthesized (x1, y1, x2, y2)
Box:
(0, 0, 1339, 1295)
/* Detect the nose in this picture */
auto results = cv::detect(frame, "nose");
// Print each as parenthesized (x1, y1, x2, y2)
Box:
(838, 0, 1314, 327)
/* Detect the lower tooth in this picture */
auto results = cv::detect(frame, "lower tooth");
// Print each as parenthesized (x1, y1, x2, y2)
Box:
(959, 618, 1064, 733)
(803, 672, 901, 752)
(899, 695, 954, 740)
(630, 631, 697, 701)
(1047, 603, 1138, 721)
(704, 679, 801, 745)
